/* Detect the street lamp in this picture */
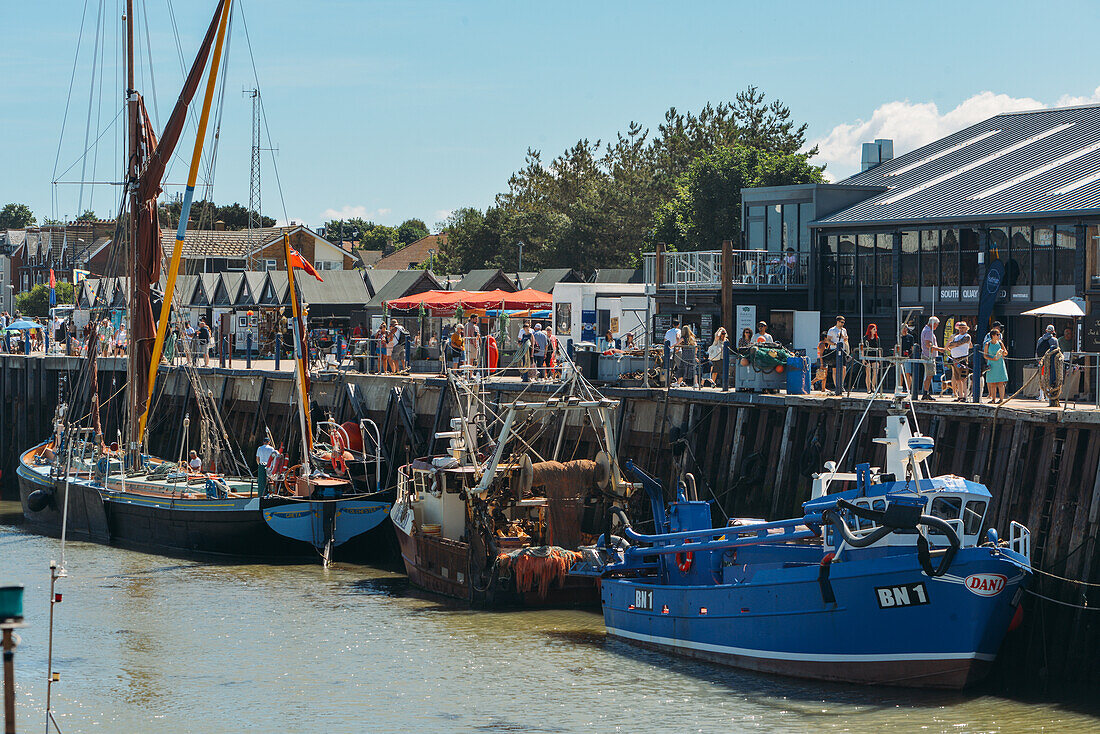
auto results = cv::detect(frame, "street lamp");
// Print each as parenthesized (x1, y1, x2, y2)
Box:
(428, 249, 435, 272)
(517, 241, 524, 273)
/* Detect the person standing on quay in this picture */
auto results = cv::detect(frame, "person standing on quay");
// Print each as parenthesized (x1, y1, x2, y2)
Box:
(947, 321, 973, 402)
(898, 322, 916, 393)
(920, 317, 942, 400)
(862, 323, 881, 393)
(826, 316, 849, 396)
(984, 328, 1009, 404)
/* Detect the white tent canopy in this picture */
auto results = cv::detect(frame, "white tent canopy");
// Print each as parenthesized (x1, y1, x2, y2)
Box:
(1021, 297, 1086, 318)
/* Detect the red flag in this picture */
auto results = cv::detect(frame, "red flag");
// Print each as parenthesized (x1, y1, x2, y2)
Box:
(287, 245, 324, 282)
(49, 268, 56, 289)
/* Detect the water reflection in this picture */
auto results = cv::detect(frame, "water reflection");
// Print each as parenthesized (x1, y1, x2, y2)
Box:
(2, 503, 1098, 734)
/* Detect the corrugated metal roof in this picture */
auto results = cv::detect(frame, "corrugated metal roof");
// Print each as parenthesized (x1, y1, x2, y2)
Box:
(366, 270, 442, 309)
(816, 105, 1100, 227)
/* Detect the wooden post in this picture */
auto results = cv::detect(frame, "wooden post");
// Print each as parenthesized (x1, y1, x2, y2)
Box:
(771, 406, 796, 516)
(721, 239, 734, 336)
(3, 626, 16, 734)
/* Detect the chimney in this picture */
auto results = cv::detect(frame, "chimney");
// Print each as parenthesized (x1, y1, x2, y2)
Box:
(861, 139, 894, 172)
(214, 220, 226, 231)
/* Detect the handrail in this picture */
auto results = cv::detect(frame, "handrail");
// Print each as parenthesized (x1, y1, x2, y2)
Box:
(644, 249, 809, 290)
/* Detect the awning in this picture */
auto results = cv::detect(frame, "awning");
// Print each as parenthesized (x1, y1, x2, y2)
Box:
(1021, 297, 1086, 318)
(386, 288, 552, 315)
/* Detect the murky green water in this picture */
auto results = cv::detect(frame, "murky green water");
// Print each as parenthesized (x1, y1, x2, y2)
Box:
(2, 502, 1096, 733)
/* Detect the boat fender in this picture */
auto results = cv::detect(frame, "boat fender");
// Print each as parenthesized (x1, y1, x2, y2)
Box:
(818, 552, 837, 605)
(26, 488, 53, 513)
(915, 523, 960, 578)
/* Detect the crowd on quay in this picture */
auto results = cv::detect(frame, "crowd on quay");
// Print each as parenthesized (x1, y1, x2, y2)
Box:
(659, 313, 1077, 405)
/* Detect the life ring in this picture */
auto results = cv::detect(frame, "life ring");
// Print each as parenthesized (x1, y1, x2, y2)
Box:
(676, 550, 694, 574)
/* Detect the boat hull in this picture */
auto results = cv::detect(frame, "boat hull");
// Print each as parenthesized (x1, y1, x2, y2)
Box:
(393, 518, 597, 607)
(19, 447, 314, 561)
(600, 551, 1026, 689)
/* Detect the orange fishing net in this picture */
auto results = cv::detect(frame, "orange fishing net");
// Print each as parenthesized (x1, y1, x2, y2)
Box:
(497, 546, 583, 599)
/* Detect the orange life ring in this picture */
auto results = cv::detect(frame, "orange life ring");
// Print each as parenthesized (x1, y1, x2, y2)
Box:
(676, 550, 694, 574)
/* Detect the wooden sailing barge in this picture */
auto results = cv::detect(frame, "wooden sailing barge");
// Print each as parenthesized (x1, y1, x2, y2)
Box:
(18, 0, 389, 561)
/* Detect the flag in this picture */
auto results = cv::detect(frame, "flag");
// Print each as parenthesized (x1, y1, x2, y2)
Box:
(49, 268, 56, 307)
(73, 269, 90, 285)
(287, 245, 323, 282)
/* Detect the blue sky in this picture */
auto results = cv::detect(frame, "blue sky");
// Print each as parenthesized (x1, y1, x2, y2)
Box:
(3, 0, 1099, 231)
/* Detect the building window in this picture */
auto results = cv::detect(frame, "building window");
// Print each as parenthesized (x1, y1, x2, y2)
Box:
(766, 206, 782, 253)
(921, 230, 939, 287)
(1010, 227, 1031, 287)
(1032, 226, 1054, 287)
(900, 231, 918, 286)
(876, 234, 893, 288)
(783, 205, 799, 252)
(799, 203, 813, 253)
(941, 229, 960, 288)
(959, 228, 980, 288)
(1055, 226, 1075, 286)
(1087, 225, 1100, 289)
(316, 260, 341, 271)
(264, 259, 277, 271)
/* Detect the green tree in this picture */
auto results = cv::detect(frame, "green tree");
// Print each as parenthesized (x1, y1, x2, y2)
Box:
(653, 145, 823, 252)
(0, 203, 36, 229)
(397, 218, 429, 246)
(15, 282, 75, 317)
(75, 209, 97, 221)
(158, 199, 274, 230)
(360, 223, 400, 251)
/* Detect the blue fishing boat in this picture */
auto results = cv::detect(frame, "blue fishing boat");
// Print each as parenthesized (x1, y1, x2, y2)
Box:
(573, 396, 1032, 688)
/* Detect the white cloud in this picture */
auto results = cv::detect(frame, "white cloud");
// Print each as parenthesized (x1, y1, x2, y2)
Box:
(319, 205, 392, 221)
(434, 209, 454, 223)
(809, 90, 1069, 181)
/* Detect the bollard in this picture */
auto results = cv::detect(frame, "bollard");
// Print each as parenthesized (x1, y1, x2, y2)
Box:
(246, 331, 253, 370)
(23, 331, 29, 356)
(405, 338, 411, 373)
(274, 332, 281, 371)
(219, 335, 226, 368)
(44, 329, 50, 354)
(664, 342, 671, 386)
(336, 334, 345, 366)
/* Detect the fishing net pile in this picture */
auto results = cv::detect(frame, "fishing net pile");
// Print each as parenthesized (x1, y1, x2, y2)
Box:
(531, 459, 599, 549)
(743, 344, 793, 372)
(496, 546, 583, 598)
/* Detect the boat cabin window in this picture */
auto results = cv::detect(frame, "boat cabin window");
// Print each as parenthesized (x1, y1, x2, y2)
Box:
(929, 496, 962, 522)
(963, 500, 987, 536)
(872, 499, 886, 512)
(413, 469, 435, 497)
(852, 499, 872, 530)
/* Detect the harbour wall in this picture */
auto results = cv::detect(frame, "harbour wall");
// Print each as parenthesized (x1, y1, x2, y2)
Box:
(1, 353, 1098, 697)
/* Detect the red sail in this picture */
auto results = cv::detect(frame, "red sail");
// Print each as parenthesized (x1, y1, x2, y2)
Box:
(129, 0, 225, 430)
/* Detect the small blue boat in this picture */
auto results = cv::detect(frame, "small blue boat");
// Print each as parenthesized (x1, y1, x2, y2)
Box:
(573, 396, 1032, 688)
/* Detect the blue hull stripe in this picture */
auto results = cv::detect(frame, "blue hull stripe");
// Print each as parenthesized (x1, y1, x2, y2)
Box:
(606, 627, 996, 663)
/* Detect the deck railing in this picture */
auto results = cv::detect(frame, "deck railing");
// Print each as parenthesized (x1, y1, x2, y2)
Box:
(643, 250, 809, 290)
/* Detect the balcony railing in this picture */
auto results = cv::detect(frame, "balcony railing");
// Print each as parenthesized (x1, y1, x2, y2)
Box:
(643, 250, 809, 291)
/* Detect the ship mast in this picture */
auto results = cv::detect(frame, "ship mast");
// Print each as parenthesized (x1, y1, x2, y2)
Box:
(125, 0, 140, 465)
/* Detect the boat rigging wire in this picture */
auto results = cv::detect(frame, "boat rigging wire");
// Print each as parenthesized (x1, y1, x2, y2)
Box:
(51, 0, 93, 220)
(1025, 588, 1097, 611)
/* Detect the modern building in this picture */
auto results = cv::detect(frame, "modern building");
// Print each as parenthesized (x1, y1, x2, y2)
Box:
(647, 104, 1100, 376)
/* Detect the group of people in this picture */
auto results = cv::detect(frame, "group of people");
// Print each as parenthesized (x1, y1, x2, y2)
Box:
(813, 313, 1073, 405)
(372, 319, 409, 374)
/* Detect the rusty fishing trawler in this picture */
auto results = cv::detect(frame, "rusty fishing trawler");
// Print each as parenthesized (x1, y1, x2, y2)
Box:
(390, 367, 633, 606)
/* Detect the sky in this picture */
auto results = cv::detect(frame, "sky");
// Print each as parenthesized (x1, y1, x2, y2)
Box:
(2, 0, 1100, 232)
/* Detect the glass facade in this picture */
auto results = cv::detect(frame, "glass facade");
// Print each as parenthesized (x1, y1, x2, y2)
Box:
(820, 223, 1085, 309)
(745, 201, 813, 253)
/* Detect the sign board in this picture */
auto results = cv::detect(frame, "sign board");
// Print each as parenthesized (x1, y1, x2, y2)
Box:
(609, 316, 619, 335)
(580, 309, 597, 343)
(654, 313, 672, 341)
(735, 305, 756, 342)
(1082, 314, 1100, 352)
(699, 313, 713, 342)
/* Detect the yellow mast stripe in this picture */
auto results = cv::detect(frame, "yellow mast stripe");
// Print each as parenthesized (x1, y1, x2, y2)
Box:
(137, 0, 233, 446)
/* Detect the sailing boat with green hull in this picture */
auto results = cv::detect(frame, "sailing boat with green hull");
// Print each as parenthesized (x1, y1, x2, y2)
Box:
(18, 0, 388, 561)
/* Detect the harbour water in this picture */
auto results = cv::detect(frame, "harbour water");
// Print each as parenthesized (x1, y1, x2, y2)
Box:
(2, 502, 1097, 733)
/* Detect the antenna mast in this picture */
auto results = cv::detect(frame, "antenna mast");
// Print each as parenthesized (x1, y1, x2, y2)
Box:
(244, 87, 261, 270)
